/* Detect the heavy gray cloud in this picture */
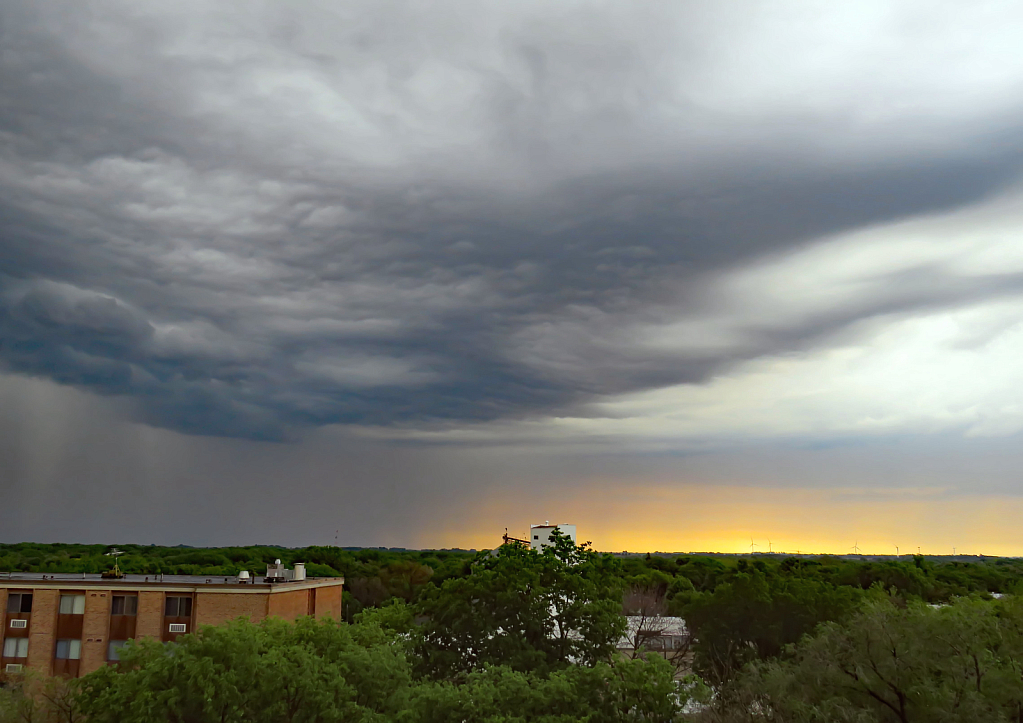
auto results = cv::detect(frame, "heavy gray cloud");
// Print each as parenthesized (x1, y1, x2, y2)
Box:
(6, 370, 1023, 549)
(5, 1, 1023, 441)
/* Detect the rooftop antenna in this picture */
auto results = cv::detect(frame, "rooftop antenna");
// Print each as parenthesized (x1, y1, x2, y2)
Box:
(502, 527, 529, 548)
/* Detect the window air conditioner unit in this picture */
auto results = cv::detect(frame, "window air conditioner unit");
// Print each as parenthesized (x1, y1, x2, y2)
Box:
(5, 664, 23, 673)
(9, 620, 27, 629)
(168, 623, 187, 633)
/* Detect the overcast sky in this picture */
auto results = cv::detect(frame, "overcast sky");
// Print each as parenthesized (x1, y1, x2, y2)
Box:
(5, 1, 1023, 553)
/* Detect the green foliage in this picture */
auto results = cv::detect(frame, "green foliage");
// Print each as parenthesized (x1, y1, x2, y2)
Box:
(705, 595, 1023, 723)
(415, 531, 626, 678)
(411, 656, 697, 723)
(0, 673, 83, 723)
(18, 537, 1023, 721)
(2, 543, 1019, 618)
(355, 599, 417, 636)
(71, 613, 695, 723)
(66, 536, 699, 721)
(684, 567, 863, 685)
(76, 617, 413, 723)
(11, 541, 1023, 717)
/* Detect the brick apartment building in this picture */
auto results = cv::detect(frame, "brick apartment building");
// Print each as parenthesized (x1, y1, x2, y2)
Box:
(0, 563, 343, 679)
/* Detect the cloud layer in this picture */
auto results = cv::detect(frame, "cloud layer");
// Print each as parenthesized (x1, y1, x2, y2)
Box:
(5, 1, 1023, 446)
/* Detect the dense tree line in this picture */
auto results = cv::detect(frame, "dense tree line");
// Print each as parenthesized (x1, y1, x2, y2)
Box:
(1, 534, 699, 722)
(2, 542, 1017, 610)
(4, 536, 1023, 721)
(704, 595, 1023, 722)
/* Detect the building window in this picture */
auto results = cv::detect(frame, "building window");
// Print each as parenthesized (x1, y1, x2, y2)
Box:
(111, 595, 138, 615)
(6, 593, 32, 613)
(107, 641, 127, 661)
(3, 638, 28, 659)
(164, 597, 193, 617)
(59, 595, 86, 615)
(533, 535, 539, 540)
(55, 640, 82, 660)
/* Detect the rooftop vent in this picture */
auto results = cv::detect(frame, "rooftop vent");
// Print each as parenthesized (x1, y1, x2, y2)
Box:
(265, 560, 294, 582)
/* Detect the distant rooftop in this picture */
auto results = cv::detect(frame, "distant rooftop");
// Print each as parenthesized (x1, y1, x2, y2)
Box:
(0, 572, 340, 586)
(622, 615, 687, 638)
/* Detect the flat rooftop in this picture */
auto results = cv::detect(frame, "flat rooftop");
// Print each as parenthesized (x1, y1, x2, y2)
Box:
(0, 572, 342, 587)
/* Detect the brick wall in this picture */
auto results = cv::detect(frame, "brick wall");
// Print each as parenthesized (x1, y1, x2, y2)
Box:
(136, 591, 164, 641)
(195, 592, 268, 627)
(267, 589, 311, 620)
(26, 589, 58, 675)
(314, 584, 343, 620)
(80, 590, 111, 676)
(0, 582, 343, 677)
(0, 588, 6, 660)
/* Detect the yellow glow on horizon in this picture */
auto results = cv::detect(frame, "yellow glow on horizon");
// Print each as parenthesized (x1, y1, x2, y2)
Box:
(424, 483, 1023, 557)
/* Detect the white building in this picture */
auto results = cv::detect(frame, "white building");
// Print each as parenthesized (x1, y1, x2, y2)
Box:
(618, 616, 689, 655)
(530, 522, 576, 551)
(618, 616, 691, 680)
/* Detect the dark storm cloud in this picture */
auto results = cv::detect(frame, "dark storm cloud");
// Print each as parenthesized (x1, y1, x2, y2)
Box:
(4, 1, 1023, 439)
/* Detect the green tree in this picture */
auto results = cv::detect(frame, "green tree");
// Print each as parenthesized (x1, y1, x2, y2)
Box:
(70, 608, 696, 723)
(75, 617, 412, 723)
(415, 532, 626, 678)
(711, 596, 1023, 723)
(0, 673, 83, 723)
(410, 656, 695, 723)
(684, 568, 861, 684)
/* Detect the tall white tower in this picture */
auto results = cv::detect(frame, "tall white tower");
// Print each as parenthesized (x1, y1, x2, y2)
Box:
(529, 522, 577, 551)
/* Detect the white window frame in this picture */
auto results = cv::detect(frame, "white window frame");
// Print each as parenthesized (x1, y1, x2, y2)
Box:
(6, 593, 32, 614)
(9, 619, 27, 629)
(3, 637, 29, 658)
(165, 596, 193, 618)
(111, 595, 138, 616)
(55, 639, 81, 660)
(59, 594, 86, 615)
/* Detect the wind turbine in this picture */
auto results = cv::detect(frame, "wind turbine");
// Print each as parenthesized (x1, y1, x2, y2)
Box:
(851, 541, 861, 555)
(768, 539, 773, 554)
(895, 545, 899, 557)
(750, 538, 758, 555)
